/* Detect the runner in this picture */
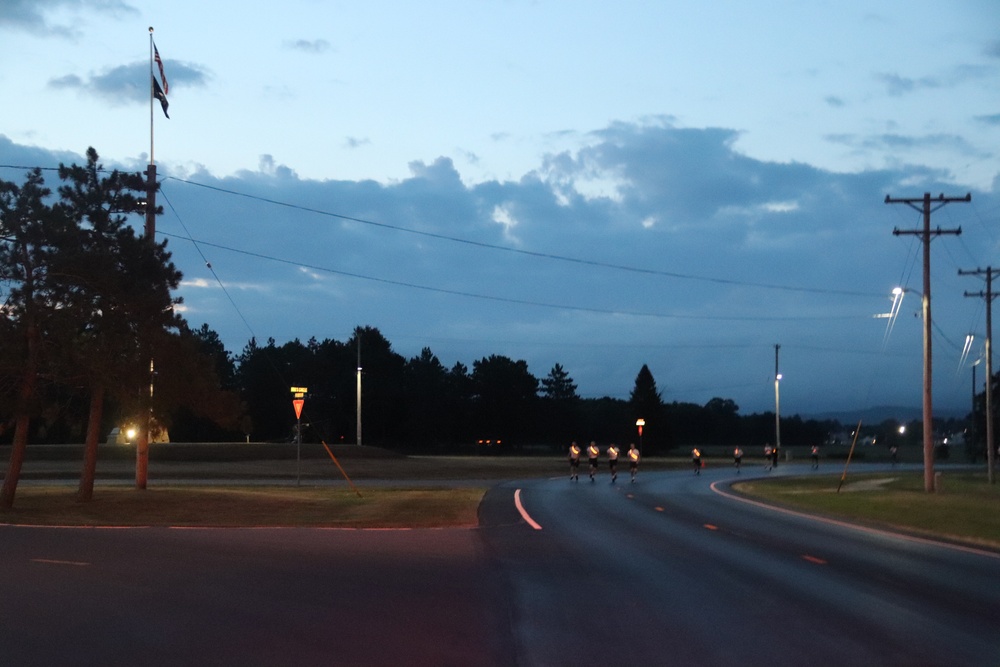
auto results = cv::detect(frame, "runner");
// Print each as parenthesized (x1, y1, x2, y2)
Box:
(587, 441, 600, 482)
(607, 443, 620, 483)
(628, 443, 640, 483)
(569, 441, 581, 481)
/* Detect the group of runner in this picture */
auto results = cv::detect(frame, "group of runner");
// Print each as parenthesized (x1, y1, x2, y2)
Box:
(570, 442, 823, 480)
(568, 441, 640, 483)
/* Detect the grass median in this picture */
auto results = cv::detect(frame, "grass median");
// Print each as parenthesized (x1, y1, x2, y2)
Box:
(733, 471, 1000, 550)
(0, 486, 487, 529)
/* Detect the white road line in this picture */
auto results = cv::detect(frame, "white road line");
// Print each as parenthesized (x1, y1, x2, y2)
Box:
(514, 488, 542, 530)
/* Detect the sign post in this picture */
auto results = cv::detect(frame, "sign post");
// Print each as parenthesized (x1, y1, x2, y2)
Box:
(291, 387, 307, 486)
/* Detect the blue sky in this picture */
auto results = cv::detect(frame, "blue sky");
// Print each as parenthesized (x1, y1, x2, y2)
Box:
(1, 0, 999, 417)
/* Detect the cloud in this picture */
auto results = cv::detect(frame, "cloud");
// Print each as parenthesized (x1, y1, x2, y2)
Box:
(875, 72, 941, 96)
(825, 131, 985, 160)
(284, 38, 332, 54)
(47, 60, 209, 104)
(1, 123, 994, 413)
(975, 113, 1000, 126)
(0, 0, 137, 38)
(344, 136, 371, 149)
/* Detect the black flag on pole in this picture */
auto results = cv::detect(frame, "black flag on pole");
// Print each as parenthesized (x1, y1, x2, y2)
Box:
(152, 75, 169, 118)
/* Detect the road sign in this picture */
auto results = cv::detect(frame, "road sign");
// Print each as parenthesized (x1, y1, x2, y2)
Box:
(293, 399, 304, 419)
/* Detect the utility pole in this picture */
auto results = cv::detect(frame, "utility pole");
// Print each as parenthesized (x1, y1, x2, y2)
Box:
(886, 192, 969, 492)
(959, 266, 998, 484)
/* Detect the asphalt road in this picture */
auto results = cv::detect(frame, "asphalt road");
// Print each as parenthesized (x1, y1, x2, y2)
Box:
(2, 463, 998, 666)
(479, 463, 1000, 666)
(0, 524, 512, 666)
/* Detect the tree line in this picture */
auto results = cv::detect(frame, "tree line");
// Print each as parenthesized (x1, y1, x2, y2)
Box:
(201, 331, 843, 456)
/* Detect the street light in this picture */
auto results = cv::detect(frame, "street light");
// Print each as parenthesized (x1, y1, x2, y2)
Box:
(774, 344, 782, 462)
(636, 418, 645, 454)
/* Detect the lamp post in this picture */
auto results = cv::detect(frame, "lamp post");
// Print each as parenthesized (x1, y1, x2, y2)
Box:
(636, 418, 645, 454)
(774, 344, 782, 462)
(356, 328, 363, 448)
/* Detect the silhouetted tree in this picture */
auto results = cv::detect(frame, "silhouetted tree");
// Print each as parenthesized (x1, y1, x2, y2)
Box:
(471, 355, 539, 447)
(540, 363, 580, 446)
(0, 169, 64, 507)
(401, 347, 452, 449)
(630, 364, 666, 453)
(55, 149, 182, 500)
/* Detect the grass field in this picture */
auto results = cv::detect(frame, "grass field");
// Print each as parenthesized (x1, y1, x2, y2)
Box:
(733, 471, 1000, 549)
(0, 486, 487, 528)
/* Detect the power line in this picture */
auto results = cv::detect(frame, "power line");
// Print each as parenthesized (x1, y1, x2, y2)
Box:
(157, 229, 872, 323)
(165, 175, 883, 298)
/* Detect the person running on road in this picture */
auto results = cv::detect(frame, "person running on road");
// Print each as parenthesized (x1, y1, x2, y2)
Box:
(811, 445, 820, 469)
(692, 447, 702, 475)
(764, 444, 773, 471)
(587, 441, 600, 482)
(569, 441, 581, 481)
(607, 443, 620, 483)
(733, 446, 743, 472)
(628, 443, 640, 483)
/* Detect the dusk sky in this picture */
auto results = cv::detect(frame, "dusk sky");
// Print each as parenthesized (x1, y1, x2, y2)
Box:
(2, 0, 999, 417)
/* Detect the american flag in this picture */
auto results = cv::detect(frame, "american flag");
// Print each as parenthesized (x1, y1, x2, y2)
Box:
(153, 42, 168, 96)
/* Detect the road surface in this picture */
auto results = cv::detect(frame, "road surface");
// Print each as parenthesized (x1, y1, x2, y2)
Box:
(479, 463, 1000, 665)
(1, 463, 997, 665)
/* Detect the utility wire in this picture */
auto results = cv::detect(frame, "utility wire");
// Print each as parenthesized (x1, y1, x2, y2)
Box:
(157, 229, 871, 323)
(159, 188, 260, 342)
(165, 175, 884, 298)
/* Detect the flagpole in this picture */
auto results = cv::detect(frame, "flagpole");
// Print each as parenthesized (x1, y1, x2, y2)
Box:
(149, 26, 154, 166)
(138, 26, 157, 490)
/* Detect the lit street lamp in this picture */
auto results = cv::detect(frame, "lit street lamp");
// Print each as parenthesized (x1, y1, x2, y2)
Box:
(635, 418, 645, 454)
(774, 344, 782, 462)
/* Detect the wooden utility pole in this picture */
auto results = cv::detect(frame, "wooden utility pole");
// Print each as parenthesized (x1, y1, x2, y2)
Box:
(959, 266, 998, 484)
(886, 192, 968, 492)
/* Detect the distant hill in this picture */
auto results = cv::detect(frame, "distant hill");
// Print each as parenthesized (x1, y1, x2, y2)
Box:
(807, 405, 968, 424)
